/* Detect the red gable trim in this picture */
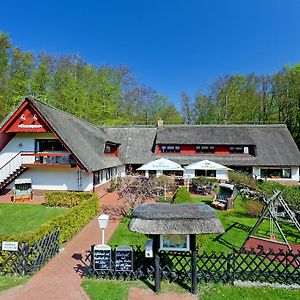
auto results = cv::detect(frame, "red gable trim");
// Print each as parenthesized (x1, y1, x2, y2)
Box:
(0, 98, 88, 172)
(1, 101, 50, 133)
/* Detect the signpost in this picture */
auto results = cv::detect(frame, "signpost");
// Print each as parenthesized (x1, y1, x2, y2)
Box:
(93, 244, 111, 271)
(115, 245, 133, 271)
(1, 241, 18, 251)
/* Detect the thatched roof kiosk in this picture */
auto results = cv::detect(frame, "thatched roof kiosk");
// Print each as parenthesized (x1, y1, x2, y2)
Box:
(129, 203, 224, 235)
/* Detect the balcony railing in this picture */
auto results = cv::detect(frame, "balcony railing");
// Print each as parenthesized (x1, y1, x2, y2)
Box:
(21, 152, 71, 166)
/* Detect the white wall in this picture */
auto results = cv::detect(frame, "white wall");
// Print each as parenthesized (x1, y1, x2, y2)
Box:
(0, 132, 56, 169)
(117, 165, 126, 177)
(216, 170, 228, 180)
(291, 167, 299, 181)
(7, 168, 93, 191)
(252, 166, 261, 178)
(183, 169, 195, 179)
(81, 171, 94, 191)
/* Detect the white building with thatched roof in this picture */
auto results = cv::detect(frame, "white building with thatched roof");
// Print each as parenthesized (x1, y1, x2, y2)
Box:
(0, 96, 299, 193)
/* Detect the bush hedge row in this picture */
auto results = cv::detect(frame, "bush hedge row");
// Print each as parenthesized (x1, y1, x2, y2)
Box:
(258, 181, 300, 210)
(228, 171, 258, 189)
(0, 192, 99, 246)
(46, 191, 95, 207)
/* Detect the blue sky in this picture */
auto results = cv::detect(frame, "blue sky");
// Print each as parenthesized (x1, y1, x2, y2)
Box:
(1, 0, 300, 106)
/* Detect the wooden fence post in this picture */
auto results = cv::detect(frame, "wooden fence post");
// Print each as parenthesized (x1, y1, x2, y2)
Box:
(190, 234, 198, 294)
(153, 235, 161, 293)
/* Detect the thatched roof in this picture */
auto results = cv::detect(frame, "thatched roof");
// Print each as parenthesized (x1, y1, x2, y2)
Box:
(156, 125, 300, 167)
(102, 124, 300, 167)
(156, 125, 255, 145)
(102, 126, 157, 164)
(129, 203, 224, 234)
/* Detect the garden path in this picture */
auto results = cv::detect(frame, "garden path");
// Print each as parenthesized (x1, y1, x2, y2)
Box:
(0, 183, 121, 300)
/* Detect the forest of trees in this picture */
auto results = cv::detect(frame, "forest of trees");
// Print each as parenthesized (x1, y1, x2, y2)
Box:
(0, 32, 299, 146)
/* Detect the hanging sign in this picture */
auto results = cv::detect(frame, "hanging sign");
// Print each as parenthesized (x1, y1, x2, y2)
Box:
(93, 244, 111, 270)
(2, 241, 18, 251)
(115, 245, 133, 271)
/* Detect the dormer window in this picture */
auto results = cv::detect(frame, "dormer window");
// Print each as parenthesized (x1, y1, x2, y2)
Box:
(104, 144, 112, 153)
(161, 145, 181, 153)
(229, 146, 244, 153)
(196, 145, 215, 153)
(104, 143, 118, 155)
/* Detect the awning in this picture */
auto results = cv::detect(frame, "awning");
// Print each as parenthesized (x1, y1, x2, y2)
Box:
(137, 158, 184, 171)
(186, 159, 231, 171)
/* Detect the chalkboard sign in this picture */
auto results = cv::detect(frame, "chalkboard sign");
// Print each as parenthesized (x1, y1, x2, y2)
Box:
(93, 244, 111, 270)
(115, 245, 133, 271)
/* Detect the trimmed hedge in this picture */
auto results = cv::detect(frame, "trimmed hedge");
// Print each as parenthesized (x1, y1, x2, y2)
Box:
(173, 187, 192, 204)
(0, 192, 99, 246)
(46, 191, 94, 207)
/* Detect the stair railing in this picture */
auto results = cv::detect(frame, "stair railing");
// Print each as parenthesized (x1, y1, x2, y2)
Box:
(0, 151, 34, 184)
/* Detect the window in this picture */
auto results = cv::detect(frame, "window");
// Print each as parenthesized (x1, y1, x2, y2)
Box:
(161, 145, 181, 153)
(94, 171, 100, 185)
(161, 145, 180, 153)
(35, 139, 65, 152)
(160, 234, 190, 251)
(282, 168, 291, 178)
(229, 146, 244, 153)
(104, 144, 112, 153)
(261, 168, 291, 179)
(195, 169, 216, 177)
(106, 169, 110, 180)
(196, 145, 215, 153)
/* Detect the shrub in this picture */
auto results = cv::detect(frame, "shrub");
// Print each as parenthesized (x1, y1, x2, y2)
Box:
(109, 179, 117, 192)
(46, 191, 94, 207)
(259, 181, 300, 210)
(116, 177, 122, 189)
(228, 171, 258, 189)
(191, 176, 218, 186)
(173, 187, 192, 204)
(244, 200, 264, 218)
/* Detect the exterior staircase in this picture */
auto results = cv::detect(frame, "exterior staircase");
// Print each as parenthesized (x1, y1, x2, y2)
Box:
(0, 152, 29, 192)
(0, 166, 27, 191)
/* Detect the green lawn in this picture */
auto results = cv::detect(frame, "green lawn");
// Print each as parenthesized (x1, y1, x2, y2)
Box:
(108, 196, 300, 253)
(82, 279, 300, 300)
(109, 216, 148, 247)
(0, 275, 30, 292)
(0, 203, 68, 235)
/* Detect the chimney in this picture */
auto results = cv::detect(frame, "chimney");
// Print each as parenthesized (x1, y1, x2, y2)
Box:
(157, 119, 164, 127)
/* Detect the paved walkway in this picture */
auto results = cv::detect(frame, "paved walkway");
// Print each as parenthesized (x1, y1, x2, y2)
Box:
(0, 183, 122, 300)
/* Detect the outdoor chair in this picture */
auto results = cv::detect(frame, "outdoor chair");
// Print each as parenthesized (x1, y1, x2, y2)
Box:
(12, 178, 33, 202)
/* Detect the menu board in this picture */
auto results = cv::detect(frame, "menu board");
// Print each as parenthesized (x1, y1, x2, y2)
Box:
(115, 245, 133, 271)
(93, 244, 111, 270)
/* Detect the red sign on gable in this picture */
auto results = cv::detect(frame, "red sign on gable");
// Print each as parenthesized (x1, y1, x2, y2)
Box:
(4, 103, 50, 133)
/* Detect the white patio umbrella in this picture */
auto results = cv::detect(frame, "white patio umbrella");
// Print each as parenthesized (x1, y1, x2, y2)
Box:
(186, 159, 231, 171)
(137, 158, 184, 171)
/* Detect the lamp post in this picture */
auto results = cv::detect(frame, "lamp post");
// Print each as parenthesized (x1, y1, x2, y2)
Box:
(98, 214, 109, 244)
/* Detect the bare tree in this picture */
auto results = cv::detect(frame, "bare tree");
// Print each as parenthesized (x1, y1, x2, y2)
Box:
(156, 175, 175, 200)
(104, 177, 159, 219)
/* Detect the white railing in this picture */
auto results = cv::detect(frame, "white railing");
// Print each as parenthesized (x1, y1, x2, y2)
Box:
(0, 152, 35, 184)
